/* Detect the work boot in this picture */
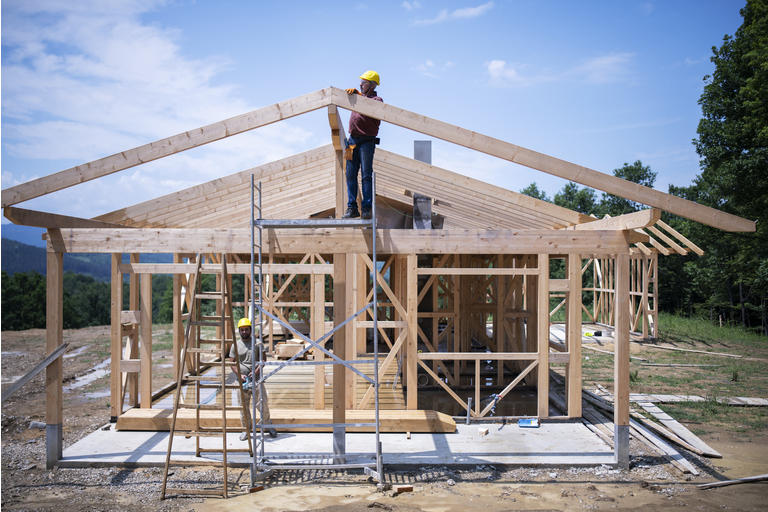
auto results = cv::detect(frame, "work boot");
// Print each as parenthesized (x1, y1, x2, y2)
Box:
(343, 207, 360, 218)
(361, 208, 372, 220)
(239, 432, 249, 442)
(268, 428, 278, 438)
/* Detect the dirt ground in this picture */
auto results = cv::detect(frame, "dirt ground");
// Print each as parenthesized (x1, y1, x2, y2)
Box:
(2, 325, 767, 511)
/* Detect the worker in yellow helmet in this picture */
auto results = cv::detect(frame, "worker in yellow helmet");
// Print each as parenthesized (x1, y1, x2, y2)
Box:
(343, 70, 383, 220)
(231, 317, 277, 439)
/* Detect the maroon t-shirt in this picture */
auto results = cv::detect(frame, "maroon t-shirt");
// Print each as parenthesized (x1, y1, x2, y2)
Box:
(349, 93, 383, 137)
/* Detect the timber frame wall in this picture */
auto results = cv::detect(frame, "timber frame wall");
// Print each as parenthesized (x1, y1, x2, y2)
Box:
(4, 87, 753, 470)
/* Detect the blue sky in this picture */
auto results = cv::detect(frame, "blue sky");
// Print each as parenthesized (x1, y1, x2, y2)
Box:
(1, 0, 745, 222)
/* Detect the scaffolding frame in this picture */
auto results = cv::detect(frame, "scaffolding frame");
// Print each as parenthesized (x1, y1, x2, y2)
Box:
(248, 172, 383, 486)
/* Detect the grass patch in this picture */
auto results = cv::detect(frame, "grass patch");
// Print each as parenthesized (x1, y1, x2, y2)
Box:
(658, 312, 768, 351)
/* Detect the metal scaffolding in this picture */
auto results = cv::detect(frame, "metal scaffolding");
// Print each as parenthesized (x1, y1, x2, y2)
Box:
(248, 173, 383, 486)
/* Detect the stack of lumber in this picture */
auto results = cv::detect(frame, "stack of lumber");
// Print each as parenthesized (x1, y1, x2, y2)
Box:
(264, 356, 405, 410)
(549, 372, 707, 474)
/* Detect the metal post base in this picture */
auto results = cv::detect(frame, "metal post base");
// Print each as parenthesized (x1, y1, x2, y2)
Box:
(614, 424, 629, 469)
(333, 425, 346, 464)
(364, 466, 382, 483)
(46, 423, 62, 469)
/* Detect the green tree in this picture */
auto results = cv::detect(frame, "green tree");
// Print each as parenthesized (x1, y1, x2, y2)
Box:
(669, 0, 768, 332)
(600, 161, 657, 216)
(520, 182, 551, 202)
(554, 182, 598, 214)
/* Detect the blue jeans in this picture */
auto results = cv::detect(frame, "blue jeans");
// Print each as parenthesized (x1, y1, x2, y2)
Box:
(345, 136, 376, 211)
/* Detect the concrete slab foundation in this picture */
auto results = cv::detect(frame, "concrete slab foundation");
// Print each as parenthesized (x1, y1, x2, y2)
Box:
(60, 420, 614, 468)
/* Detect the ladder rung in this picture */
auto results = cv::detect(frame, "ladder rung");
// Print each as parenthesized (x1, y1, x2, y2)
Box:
(198, 384, 242, 389)
(187, 348, 223, 354)
(177, 430, 227, 438)
(198, 448, 253, 453)
(184, 375, 228, 382)
(163, 487, 226, 496)
(195, 293, 223, 300)
(198, 338, 225, 344)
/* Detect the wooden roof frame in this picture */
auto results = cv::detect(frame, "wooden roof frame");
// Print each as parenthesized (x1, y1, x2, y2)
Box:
(1, 86, 755, 234)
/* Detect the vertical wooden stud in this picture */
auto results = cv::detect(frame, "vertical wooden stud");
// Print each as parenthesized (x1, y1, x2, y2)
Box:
(406, 253, 418, 409)
(312, 273, 326, 409)
(110, 253, 123, 421)
(345, 254, 357, 409)
(332, 253, 346, 460)
(537, 254, 550, 418)
(139, 274, 152, 408)
(567, 253, 583, 417)
(614, 251, 630, 467)
(46, 242, 63, 469)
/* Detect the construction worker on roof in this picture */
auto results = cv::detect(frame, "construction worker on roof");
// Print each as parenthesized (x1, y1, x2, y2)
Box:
(343, 70, 383, 220)
(231, 317, 277, 439)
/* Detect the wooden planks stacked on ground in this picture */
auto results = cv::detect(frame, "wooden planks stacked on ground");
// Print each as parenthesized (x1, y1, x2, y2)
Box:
(264, 356, 405, 410)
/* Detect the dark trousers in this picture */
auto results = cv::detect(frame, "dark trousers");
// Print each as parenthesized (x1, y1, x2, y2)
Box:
(345, 136, 376, 211)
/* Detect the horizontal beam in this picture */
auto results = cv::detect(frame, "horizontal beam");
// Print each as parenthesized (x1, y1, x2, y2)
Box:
(47, 228, 639, 255)
(118, 262, 334, 275)
(418, 351, 570, 364)
(3, 206, 125, 229)
(2, 88, 335, 207)
(417, 267, 538, 275)
(330, 87, 755, 232)
(567, 209, 661, 231)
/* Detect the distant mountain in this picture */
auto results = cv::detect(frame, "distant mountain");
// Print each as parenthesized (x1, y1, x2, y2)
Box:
(1, 238, 174, 281)
(1, 224, 46, 248)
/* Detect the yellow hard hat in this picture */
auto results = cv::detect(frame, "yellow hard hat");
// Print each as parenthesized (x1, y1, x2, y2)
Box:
(237, 318, 252, 329)
(360, 70, 380, 86)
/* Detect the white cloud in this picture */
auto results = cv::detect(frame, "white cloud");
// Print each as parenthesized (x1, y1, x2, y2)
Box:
(414, 2, 493, 25)
(415, 59, 455, 78)
(401, 1, 421, 10)
(486, 53, 635, 87)
(574, 53, 634, 84)
(1, 1, 317, 217)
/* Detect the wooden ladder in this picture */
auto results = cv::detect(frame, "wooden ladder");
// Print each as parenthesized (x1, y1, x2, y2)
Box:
(161, 254, 253, 499)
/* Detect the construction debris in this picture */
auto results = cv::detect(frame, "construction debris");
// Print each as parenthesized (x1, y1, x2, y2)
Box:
(698, 474, 768, 490)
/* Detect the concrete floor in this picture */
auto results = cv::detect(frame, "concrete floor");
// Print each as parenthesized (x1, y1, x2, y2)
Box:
(60, 420, 614, 468)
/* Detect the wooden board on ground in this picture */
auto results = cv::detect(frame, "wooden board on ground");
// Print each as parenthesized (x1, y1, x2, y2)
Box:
(115, 408, 456, 433)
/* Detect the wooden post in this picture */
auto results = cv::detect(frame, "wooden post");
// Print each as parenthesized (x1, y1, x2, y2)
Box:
(537, 254, 549, 418)
(312, 273, 326, 409)
(525, 254, 537, 385)
(46, 241, 63, 469)
(357, 255, 367, 354)
(110, 253, 123, 421)
(345, 254, 357, 409)
(332, 253, 346, 460)
(614, 252, 630, 468)
(452, 266, 461, 384)
(127, 254, 140, 407)
(406, 254, 418, 409)
(567, 253, 582, 417)
(641, 256, 649, 338)
(172, 253, 182, 379)
(139, 274, 152, 408)
(496, 255, 505, 385)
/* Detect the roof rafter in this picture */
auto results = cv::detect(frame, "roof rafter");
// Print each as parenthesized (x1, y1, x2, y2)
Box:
(329, 87, 755, 233)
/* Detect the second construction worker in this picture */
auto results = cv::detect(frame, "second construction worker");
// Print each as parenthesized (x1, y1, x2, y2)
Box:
(231, 317, 277, 439)
(343, 70, 383, 220)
